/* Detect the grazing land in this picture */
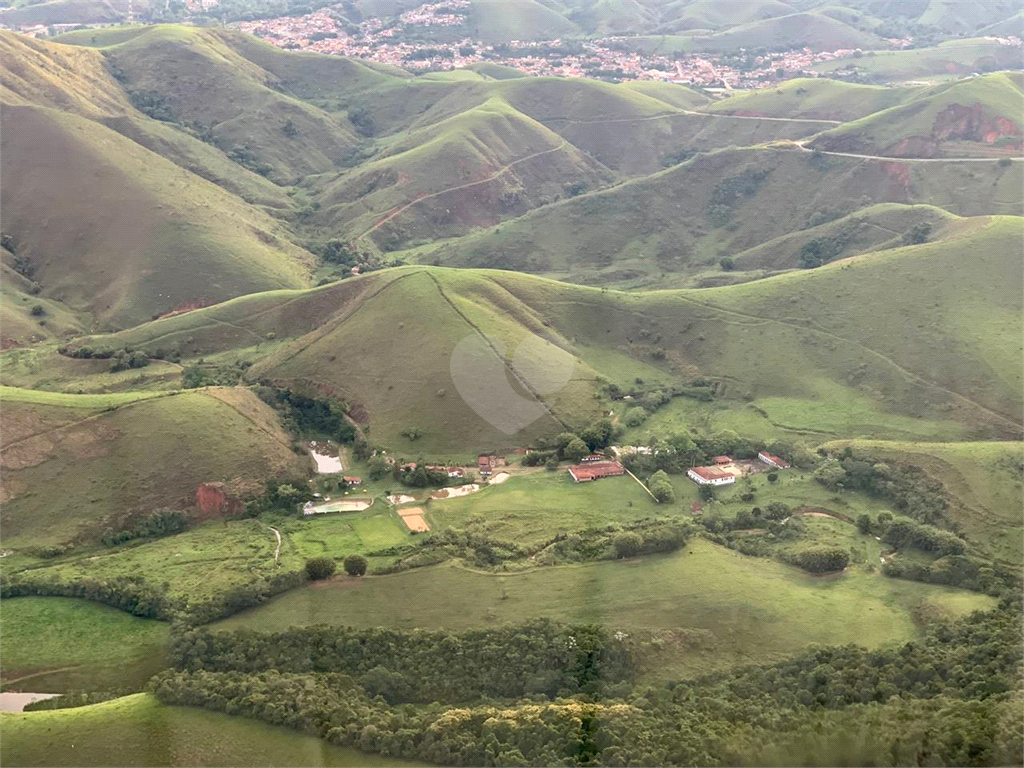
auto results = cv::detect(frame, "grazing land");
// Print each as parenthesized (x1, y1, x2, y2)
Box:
(214, 538, 995, 677)
(0, 598, 169, 693)
(0, 694, 426, 767)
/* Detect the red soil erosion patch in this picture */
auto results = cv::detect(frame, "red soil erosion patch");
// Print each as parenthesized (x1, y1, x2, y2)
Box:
(879, 161, 912, 196)
(933, 102, 1022, 144)
(157, 299, 213, 320)
(194, 482, 244, 521)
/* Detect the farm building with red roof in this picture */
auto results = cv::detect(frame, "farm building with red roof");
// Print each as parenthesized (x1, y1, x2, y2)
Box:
(568, 460, 626, 482)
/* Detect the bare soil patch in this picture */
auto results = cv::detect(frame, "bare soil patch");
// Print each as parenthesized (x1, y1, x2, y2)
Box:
(398, 506, 430, 532)
(431, 483, 480, 499)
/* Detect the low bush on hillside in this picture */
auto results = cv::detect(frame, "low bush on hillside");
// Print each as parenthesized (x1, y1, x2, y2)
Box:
(255, 386, 356, 444)
(182, 363, 244, 388)
(305, 557, 336, 580)
(101, 508, 188, 547)
(784, 546, 850, 574)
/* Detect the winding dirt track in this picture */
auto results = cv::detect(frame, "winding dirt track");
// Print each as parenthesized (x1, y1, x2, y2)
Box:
(268, 526, 281, 564)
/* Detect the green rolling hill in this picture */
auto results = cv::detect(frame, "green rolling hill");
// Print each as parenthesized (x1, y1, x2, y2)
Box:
(812, 37, 1024, 83)
(0, 386, 309, 548)
(700, 77, 921, 121)
(62, 217, 1024, 454)
(404, 145, 1022, 283)
(810, 71, 1024, 157)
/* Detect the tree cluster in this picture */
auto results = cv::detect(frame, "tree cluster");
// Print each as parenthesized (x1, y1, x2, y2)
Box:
(255, 386, 356, 444)
(814, 452, 949, 525)
(101, 508, 188, 547)
(148, 604, 1023, 767)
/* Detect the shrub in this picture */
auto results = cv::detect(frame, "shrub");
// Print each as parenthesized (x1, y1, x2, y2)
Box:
(766, 471, 778, 483)
(648, 470, 676, 503)
(787, 546, 850, 574)
(29, 304, 44, 317)
(612, 532, 643, 559)
(344, 554, 368, 577)
(305, 557, 337, 580)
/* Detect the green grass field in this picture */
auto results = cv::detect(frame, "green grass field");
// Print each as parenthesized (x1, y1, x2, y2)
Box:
(0, 598, 169, 693)
(425, 471, 659, 546)
(214, 538, 994, 678)
(0, 693, 425, 767)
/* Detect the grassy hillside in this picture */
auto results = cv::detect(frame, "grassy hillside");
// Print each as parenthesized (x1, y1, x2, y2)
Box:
(813, 37, 1024, 82)
(462, 0, 581, 42)
(215, 538, 995, 677)
(1, 598, 169, 692)
(822, 439, 1024, 565)
(701, 77, 919, 121)
(0, 100, 311, 329)
(620, 80, 712, 110)
(728, 203, 959, 272)
(314, 97, 613, 248)
(658, 0, 798, 32)
(408, 146, 1022, 283)
(100, 26, 361, 183)
(0, 387, 309, 548)
(0, 694, 423, 767)
(690, 12, 887, 52)
(810, 72, 1024, 157)
(0, 31, 293, 210)
(68, 235, 1024, 453)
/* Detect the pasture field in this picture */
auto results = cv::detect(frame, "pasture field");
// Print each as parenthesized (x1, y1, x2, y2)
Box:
(425, 471, 660, 546)
(277, 505, 412, 561)
(13, 508, 415, 602)
(0, 388, 308, 549)
(0, 693, 425, 767)
(0, 598, 169, 693)
(213, 538, 994, 678)
(14, 521, 285, 602)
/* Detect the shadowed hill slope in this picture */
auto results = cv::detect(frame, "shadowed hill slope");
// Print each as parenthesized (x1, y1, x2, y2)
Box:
(0, 101, 311, 330)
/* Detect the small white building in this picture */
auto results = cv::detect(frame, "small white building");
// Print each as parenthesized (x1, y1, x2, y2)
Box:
(758, 452, 791, 469)
(687, 466, 737, 486)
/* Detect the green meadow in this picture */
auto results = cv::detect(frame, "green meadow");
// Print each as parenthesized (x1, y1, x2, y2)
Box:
(214, 538, 994, 678)
(0, 598, 169, 693)
(0, 694, 425, 767)
(425, 471, 660, 546)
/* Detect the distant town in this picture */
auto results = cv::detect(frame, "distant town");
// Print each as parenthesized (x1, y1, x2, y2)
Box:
(232, 2, 898, 89)
(6, 0, 1022, 89)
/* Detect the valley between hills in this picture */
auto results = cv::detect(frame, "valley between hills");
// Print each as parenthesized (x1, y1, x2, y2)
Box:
(1, 6, 1023, 766)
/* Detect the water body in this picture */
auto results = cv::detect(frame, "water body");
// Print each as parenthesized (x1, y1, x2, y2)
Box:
(0, 692, 60, 712)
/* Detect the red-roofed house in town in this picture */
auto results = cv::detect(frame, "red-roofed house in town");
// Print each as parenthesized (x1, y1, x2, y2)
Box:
(344, 476, 362, 486)
(568, 460, 626, 482)
(687, 466, 737, 486)
(757, 452, 791, 469)
(712, 455, 732, 465)
(478, 455, 492, 477)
